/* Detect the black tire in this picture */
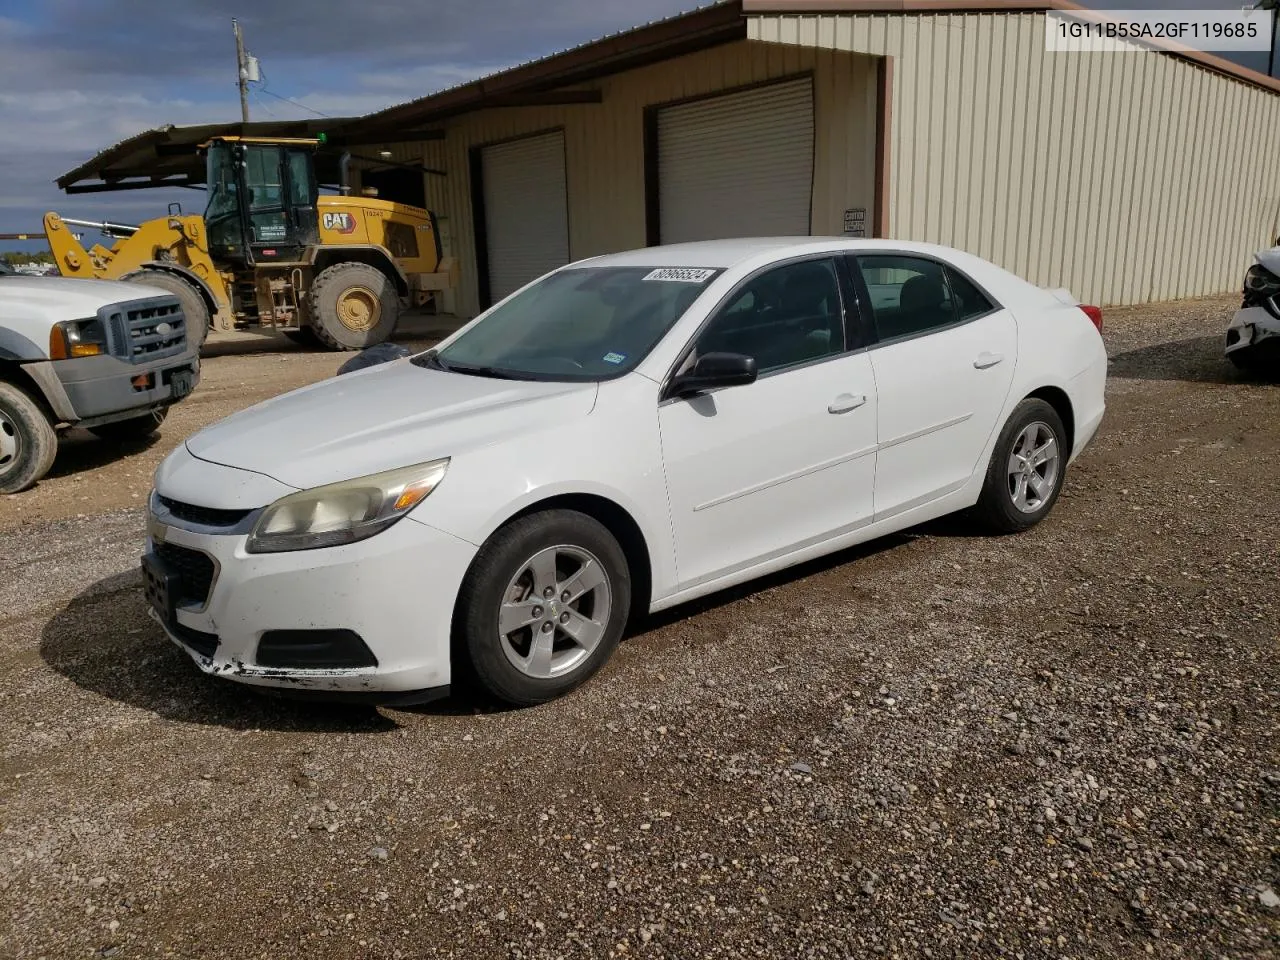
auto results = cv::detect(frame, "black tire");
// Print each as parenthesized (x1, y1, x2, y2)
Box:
(281, 327, 323, 348)
(0, 381, 58, 495)
(88, 407, 167, 442)
(307, 262, 400, 351)
(120, 269, 210, 352)
(973, 398, 1069, 534)
(455, 510, 632, 706)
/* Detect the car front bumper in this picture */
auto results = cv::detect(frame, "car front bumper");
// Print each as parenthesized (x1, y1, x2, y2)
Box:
(1225, 305, 1280, 358)
(142, 501, 478, 698)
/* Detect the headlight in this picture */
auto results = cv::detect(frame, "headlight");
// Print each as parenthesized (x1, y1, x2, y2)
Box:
(1244, 264, 1280, 297)
(245, 458, 449, 554)
(49, 317, 108, 359)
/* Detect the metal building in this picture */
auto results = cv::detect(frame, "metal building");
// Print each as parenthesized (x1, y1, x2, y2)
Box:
(341, 0, 1280, 316)
(56, 1, 1280, 317)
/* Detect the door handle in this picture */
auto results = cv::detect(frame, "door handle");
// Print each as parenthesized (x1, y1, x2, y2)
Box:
(973, 352, 1005, 370)
(828, 393, 868, 414)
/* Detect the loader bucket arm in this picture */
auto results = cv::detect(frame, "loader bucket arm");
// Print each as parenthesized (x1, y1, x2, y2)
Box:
(43, 212, 99, 279)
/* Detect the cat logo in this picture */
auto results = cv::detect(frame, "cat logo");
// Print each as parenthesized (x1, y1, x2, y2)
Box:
(322, 212, 357, 234)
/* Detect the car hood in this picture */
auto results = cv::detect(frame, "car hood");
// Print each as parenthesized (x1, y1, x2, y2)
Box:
(0, 275, 172, 324)
(185, 358, 600, 490)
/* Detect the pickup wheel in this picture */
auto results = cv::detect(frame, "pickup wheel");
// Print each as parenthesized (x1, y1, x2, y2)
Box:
(120, 269, 211, 352)
(308, 262, 400, 351)
(88, 407, 168, 442)
(0, 381, 58, 494)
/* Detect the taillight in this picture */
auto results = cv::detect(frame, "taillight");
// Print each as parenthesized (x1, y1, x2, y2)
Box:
(1079, 304, 1103, 333)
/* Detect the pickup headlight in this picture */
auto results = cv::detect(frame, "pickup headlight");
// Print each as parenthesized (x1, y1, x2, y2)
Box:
(245, 459, 449, 554)
(49, 317, 108, 359)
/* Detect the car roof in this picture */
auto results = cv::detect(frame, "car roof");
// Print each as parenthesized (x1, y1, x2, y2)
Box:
(566, 237, 967, 270)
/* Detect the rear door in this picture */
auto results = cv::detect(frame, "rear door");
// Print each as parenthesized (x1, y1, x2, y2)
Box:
(847, 253, 1017, 520)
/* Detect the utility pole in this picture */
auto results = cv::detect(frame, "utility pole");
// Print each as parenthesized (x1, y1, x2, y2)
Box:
(233, 18, 249, 122)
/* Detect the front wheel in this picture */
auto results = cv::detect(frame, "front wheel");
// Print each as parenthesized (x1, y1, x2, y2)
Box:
(973, 398, 1068, 533)
(0, 382, 58, 494)
(455, 510, 632, 706)
(88, 407, 168, 443)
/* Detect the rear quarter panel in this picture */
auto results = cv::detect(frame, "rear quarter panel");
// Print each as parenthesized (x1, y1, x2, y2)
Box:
(985, 267, 1108, 462)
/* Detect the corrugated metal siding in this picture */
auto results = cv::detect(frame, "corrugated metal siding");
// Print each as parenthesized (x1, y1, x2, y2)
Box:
(750, 11, 1280, 306)
(367, 40, 878, 317)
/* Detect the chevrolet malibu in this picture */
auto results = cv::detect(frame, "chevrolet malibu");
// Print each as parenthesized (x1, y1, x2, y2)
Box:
(143, 238, 1106, 706)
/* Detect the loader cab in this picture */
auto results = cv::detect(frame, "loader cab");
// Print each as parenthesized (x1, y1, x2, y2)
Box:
(203, 137, 320, 267)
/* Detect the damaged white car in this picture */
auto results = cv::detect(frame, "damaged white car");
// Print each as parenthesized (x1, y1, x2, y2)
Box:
(1226, 243, 1280, 375)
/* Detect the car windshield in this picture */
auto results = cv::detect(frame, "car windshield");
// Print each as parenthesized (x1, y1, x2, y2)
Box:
(426, 265, 723, 381)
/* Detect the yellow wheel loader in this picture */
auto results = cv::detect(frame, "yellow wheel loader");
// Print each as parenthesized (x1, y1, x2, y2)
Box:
(43, 136, 458, 352)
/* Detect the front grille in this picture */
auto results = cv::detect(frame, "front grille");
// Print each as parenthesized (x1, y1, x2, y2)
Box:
(104, 295, 187, 364)
(158, 495, 251, 529)
(155, 542, 216, 606)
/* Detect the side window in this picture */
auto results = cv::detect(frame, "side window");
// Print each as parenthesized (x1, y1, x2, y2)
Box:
(691, 258, 845, 375)
(854, 255, 957, 341)
(945, 266, 996, 320)
(287, 151, 312, 208)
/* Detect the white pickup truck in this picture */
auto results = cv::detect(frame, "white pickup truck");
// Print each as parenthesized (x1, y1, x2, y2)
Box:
(0, 262, 200, 493)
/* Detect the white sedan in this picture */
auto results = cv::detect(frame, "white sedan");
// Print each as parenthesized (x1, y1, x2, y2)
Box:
(143, 238, 1107, 706)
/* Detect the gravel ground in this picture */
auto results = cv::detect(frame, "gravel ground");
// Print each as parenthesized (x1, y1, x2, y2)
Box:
(0, 295, 1277, 959)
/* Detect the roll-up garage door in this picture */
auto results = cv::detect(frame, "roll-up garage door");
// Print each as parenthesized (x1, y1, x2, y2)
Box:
(657, 77, 814, 244)
(481, 131, 570, 303)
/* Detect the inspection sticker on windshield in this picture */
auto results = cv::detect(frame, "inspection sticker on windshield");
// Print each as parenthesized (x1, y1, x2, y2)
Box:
(602, 352, 627, 364)
(643, 268, 715, 283)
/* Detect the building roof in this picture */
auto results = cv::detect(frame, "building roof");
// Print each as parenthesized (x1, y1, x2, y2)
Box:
(344, 2, 748, 137)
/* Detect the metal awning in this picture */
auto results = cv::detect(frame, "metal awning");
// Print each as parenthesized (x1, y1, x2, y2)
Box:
(55, 118, 374, 194)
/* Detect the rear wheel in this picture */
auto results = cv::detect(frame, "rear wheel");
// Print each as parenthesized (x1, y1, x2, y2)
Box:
(0, 382, 58, 494)
(308, 262, 400, 351)
(973, 398, 1068, 533)
(455, 510, 631, 706)
(120, 269, 210, 352)
(88, 407, 167, 442)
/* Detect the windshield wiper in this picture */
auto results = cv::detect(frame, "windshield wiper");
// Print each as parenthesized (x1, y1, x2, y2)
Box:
(440, 361, 531, 380)
(411, 352, 530, 380)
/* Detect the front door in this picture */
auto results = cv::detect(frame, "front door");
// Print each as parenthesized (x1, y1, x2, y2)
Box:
(658, 256, 879, 590)
(848, 253, 1018, 520)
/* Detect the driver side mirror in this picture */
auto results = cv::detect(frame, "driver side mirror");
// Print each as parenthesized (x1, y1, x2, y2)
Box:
(668, 352, 758, 398)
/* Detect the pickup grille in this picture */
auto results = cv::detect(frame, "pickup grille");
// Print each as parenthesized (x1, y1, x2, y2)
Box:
(103, 294, 187, 364)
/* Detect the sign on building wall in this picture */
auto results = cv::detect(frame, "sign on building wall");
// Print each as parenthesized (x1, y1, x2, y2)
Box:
(843, 207, 866, 237)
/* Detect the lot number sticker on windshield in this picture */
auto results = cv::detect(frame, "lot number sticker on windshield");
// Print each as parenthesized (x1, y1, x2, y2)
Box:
(602, 352, 627, 364)
(643, 268, 715, 283)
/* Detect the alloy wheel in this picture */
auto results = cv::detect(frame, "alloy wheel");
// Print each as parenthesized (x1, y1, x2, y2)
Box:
(497, 544, 613, 680)
(1007, 421, 1060, 513)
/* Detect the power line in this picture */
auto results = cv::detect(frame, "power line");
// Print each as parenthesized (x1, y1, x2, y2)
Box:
(255, 85, 332, 119)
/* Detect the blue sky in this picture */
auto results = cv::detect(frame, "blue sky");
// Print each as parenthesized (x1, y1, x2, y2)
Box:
(0, 0, 1274, 252)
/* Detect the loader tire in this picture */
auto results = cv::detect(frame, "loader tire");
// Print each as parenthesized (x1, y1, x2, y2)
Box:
(308, 262, 399, 352)
(121, 270, 210, 352)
